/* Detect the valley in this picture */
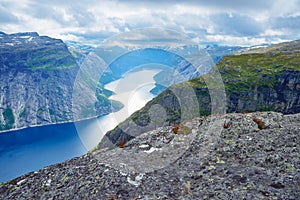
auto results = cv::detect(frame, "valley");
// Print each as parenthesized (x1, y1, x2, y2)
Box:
(0, 67, 161, 182)
(0, 32, 299, 199)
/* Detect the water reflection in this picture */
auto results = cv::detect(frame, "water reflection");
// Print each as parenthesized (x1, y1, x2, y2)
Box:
(76, 68, 161, 150)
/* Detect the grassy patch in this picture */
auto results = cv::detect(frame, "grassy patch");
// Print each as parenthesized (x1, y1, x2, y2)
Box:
(0, 179, 12, 186)
(187, 48, 300, 93)
(49, 108, 55, 115)
(1, 108, 15, 130)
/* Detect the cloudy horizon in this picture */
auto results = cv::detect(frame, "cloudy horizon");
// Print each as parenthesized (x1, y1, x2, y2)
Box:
(1, 0, 300, 46)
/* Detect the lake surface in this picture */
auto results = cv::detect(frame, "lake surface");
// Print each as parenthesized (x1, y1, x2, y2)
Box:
(0, 68, 161, 182)
(75, 68, 161, 150)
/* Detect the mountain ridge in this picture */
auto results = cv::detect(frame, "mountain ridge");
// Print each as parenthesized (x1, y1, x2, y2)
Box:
(98, 39, 300, 149)
(0, 32, 118, 131)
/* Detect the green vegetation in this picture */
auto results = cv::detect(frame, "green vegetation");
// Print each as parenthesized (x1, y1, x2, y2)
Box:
(37, 107, 47, 115)
(97, 40, 300, 152)
(96, 93, 123, 110)
(0, 108, 15, 130)
(220, 52, 298, 90)
(61, 174, 68, 182)
(81, 105, 96, 117)
(3, 108, 14, 125)
(131, 110, 150, 126)
(49, 108, 55, 115)
(3, 43, 77, 70)
(19, 109, 27, 118)
(0, 180, 12, 186)
(110, 100, 124, 110)
(188, 49, 300, 94)
(21, 44, 76, 70)
(134, 40, 300, 123)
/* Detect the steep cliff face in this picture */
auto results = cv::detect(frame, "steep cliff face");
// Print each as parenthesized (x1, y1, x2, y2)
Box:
(0, 66, 78, 130)
(0, 32, 116, 131)
(98, 40, 300, 148)
(0, 32, 78, 130)
(226, 69, 300, 114)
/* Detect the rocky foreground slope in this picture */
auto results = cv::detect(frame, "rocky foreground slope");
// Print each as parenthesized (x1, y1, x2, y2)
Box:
(1, 111, 299, 199)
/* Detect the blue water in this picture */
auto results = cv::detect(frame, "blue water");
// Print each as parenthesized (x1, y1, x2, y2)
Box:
(0, 68, 161, 183)
(0, 122, 87, 182)
(0, 48, 197, 183)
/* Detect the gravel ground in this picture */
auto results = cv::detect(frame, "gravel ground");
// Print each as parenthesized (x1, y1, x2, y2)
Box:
(0, 111, 299, 199)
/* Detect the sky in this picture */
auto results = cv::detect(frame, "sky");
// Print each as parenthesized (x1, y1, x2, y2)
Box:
(1, 0, 300, 46)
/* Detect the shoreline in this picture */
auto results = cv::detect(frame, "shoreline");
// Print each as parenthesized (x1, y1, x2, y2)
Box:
(0, 115, 104, 134)
(0, 68, 163, 134)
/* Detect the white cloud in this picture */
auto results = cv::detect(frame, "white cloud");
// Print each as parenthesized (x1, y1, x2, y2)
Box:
(101, 28, 194, 48)
(0, 0, 299, 46)
(205, 35, 268, 46)
(261, 29, 285, 37)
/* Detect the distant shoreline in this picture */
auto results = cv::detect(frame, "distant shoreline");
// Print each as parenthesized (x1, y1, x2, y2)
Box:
(0, 68, 163, 135)
(0, 115, 103, 134)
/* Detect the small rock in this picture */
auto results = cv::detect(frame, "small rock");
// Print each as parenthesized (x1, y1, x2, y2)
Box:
(127, 173, 145, 187)
(45, 179, 51, 187)
(144, 147, 160, 154)
(270, 182, 285, 189)
(16, 179, 26, 186)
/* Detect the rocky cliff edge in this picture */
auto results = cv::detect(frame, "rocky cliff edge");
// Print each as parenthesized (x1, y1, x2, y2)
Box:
(0, 111, 299, 199)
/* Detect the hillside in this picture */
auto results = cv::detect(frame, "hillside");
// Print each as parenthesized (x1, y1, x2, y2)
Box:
(1, 111, 299, 199)
(0, 32, 118, 131)
(98, 40, 300, 149)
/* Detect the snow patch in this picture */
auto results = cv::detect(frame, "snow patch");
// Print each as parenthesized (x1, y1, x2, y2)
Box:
(19, 36, 30, 39)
